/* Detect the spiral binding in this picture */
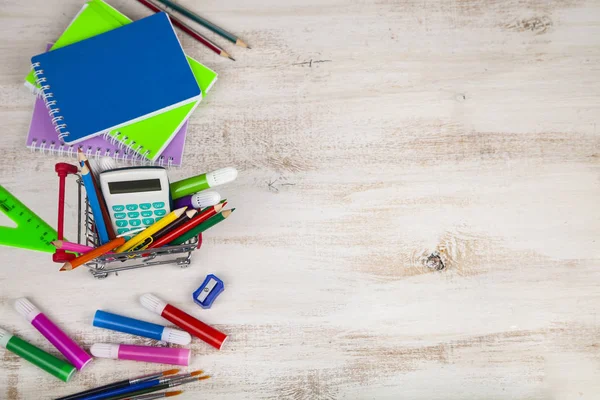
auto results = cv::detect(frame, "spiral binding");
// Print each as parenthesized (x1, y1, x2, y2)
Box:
(101, 131, 153, 163)
(32, 62, 70, 140)
(28, 139, 176, 167)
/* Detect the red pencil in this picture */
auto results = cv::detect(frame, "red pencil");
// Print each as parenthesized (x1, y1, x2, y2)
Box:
(135, 0, 235, 61)
(146, 203, 225, 249)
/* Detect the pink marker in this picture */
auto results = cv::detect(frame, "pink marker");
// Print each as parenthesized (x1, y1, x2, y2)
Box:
(14, 298, 92, 370)
(90, 343, 191, 366)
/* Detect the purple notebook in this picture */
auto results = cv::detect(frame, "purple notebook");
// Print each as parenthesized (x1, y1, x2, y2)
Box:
(26, 97, 187, 167)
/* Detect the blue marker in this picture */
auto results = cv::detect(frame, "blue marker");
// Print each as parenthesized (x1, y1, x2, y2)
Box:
(93, 310, 191, 345)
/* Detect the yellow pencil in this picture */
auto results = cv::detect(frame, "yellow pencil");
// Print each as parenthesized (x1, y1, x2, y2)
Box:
(115, 207, 187, 253)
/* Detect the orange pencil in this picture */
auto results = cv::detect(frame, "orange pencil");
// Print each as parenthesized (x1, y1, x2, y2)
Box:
(60, 237, 125, 271)
(145, 203, 225, 250)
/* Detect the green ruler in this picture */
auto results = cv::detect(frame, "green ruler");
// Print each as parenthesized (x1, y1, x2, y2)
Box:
(0, 185, 58, 253)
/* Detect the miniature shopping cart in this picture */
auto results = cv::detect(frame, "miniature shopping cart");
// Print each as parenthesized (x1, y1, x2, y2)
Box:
(53, 162, 201, 279)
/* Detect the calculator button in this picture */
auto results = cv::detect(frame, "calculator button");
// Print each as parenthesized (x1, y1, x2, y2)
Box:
(116, 220, 128, 228)
(154, 209, 167, 217)
(153, 202, 165, 209)
(112, 205, 125, 212)
(140, 203, 152, 210)
(128, 212, 140, 218)
(117, 228, 130, 234)
(129, 219, 142, 227)
(114, 212, 126, 219)
(141, 211, 153, 217)
(126, 204, 138, 211)
(143, 218, 155, 226)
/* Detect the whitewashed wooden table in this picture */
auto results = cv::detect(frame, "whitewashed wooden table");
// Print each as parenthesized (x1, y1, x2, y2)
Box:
(1, 0, 599, 398)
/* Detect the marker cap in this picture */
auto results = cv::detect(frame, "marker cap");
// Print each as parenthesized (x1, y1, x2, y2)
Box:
(14, 298, 42, 322)
(0, 327, 13, 348)
(140, 293, 168, 316)
(161, 328, 192, 345)
(90, 343, 120, 359)
(206, 167, 237, 187)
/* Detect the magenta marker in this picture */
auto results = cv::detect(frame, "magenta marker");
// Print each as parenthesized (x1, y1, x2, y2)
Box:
(14, 298, 92, 370)
(91, 343, 191, 366)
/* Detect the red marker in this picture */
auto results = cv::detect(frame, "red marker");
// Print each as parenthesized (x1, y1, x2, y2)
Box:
(140, 294, 227, 350)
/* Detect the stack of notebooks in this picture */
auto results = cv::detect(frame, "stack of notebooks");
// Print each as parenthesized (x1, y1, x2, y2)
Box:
(25, 0, 218, 167)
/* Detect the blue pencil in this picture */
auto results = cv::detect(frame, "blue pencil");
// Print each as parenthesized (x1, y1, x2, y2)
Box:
(79, 161, 109, 245)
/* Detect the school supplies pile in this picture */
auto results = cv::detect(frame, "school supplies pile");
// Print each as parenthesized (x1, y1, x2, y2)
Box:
(53, 150, 236, 276)
(24, 0, 223, 166)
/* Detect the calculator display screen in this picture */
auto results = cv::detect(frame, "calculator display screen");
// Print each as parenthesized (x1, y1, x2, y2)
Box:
(108, 179, 162, 194)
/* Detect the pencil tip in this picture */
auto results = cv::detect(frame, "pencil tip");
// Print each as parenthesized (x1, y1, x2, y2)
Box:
(59, 263, 70, 271)
(230, 56, 236, 61)
(246, 46, 252, 49)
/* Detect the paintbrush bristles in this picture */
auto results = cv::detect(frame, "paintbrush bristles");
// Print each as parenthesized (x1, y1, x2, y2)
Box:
(190, 370, 204, 377)
(165, 391, 183, 397)
(162, 369, 180, 376)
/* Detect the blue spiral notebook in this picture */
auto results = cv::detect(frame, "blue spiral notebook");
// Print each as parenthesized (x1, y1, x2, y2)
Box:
(31, 12, 201, 144)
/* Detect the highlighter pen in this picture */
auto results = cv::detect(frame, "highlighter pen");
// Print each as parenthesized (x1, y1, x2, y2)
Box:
(93, 310, 191, 345)
(170, 167, 237, 199)
(140, 294, 227, 350)
(173, 191, 221, 210)
(15, 298, 92, 370)
(0, 326, 76, 382)
(91, 343, 191, 366)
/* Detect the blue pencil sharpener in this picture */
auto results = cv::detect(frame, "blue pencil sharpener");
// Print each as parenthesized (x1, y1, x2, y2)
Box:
(193, 274, 224, 309)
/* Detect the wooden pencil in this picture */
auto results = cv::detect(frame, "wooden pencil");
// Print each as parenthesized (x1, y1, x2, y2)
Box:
(78, 149, 116, 240)
(60, 237, 125, 271)
(145, 204, 225, 250)
(135, 0, 235, 60)
(170, 208, 234, 246)
(152, 0, 250, 48)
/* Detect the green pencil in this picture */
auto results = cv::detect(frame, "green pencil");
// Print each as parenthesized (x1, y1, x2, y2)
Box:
(152, 0, 250, 48)
(171, 208, 235, 245)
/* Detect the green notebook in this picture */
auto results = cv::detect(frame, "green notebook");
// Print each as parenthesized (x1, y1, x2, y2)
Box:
(25, 0, 218, 162)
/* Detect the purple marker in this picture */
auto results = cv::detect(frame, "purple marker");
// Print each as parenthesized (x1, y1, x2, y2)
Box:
(14, 298, 92, 370)
(173, 191, 221, 210)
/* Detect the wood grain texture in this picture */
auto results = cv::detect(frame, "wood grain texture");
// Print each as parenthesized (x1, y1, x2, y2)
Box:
(0, 0, 599, 398)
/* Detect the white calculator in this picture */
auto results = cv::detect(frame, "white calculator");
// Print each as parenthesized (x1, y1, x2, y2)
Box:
(99, 167, 171, 239)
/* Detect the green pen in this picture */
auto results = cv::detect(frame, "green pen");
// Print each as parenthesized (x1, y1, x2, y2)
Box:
(170, 167, 237, 200)
(0, 327, 76, 382)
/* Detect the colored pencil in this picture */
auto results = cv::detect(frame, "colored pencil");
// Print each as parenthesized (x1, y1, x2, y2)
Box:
(126, 391, 183, 400)
(104, 376, 210, 400)
(135, 0, 235, 60)
(52, 240, 95, 254)
(146, 204, 224, 250)
(80, 164, 110, 245)
(60, 237, 125, 271)
(115, 207, 187, 253)
(139, 209, 197, 250)
(56, 369, 179, 400)
(152, 0, 250, 48)
(78, 149, 116, 240)
(171, 208, 234, 246)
